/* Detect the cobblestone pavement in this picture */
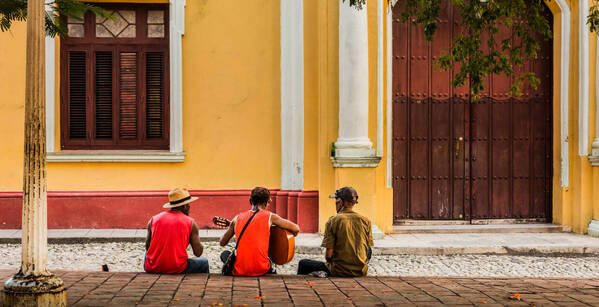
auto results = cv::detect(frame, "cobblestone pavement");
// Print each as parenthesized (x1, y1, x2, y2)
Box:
(3, 242, 599, 277)
(2, 269, 599, 306)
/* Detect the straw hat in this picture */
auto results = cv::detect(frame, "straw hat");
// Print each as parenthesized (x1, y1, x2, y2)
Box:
(163, 188, 198, 208)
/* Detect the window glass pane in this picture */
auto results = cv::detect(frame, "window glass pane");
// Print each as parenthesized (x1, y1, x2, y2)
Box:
(147, 10, 164, 24)
(68, 24, 84, 38)
(147, 25, 164, 38)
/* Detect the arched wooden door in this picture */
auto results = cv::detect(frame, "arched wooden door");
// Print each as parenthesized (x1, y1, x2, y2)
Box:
(392, 1, 553, 222)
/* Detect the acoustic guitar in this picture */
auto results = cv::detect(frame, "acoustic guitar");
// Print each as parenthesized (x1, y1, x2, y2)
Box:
(213, 216, 295, 265)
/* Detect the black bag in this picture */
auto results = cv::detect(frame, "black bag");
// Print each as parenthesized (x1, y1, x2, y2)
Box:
(222, 209, 260, 276)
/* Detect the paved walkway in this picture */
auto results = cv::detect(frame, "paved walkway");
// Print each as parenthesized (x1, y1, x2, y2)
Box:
(2, 270, 599, 306)
(2, 229, 599, 255)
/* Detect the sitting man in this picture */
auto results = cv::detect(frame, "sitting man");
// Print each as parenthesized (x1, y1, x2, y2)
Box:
(219, 187, 300, 276)
(297, 187, 373, 277)
(144, 188, 209, 274)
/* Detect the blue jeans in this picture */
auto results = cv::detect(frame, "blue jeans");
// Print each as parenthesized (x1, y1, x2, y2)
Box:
(182, 257, 210, 274)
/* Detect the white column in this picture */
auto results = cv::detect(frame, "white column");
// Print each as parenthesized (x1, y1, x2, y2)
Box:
(169, 0, 185, 153)
(591, 34, 599, 166)
(580, 0, 590, 156)
(333, 0, 380, 167)
(281, 0, 304, 190)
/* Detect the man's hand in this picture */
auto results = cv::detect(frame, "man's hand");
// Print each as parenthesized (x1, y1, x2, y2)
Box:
(190, 222, 204, 257)
(219, 217, 236, 246)
(271, 213, 300, 236)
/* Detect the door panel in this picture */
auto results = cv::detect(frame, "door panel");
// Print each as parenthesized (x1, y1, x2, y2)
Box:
(392, 1, 552, 222)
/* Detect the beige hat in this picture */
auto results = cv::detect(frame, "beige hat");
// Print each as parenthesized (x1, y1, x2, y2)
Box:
(163, 188, 198, 208)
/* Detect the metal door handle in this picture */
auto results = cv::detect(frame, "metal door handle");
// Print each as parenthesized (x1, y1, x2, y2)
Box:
(455, 137, 463, 159)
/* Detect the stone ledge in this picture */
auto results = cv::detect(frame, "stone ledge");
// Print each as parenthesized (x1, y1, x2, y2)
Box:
(47, 151, 186, 163)
(330, 156, 381, 168)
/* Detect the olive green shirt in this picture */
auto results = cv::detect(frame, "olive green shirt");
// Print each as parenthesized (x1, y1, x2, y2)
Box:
(321, 208, 374, 277)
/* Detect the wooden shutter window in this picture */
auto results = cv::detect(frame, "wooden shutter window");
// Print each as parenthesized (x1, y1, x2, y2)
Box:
(119, 52, 138, 139)
(145, 52, 164, 139)
(68, 51, 87, 139)
(61, 4, 169, 149)
(94, 51, 113, 139)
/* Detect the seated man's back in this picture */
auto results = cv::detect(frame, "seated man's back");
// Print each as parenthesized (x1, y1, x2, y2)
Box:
(233, 209, 272, 276)
(145, 210, 193, 273)
(323, 208, 373, 277)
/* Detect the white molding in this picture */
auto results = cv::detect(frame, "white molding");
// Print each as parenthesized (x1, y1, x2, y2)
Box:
(555, 0, 570, 187)
(592, 34, 599, 159)
(46, 0, 186, 161)
(169, 0, 185, 153)
(280, 0, 304, 190)
(590, 155, 599, 166)
(45, 38, 55, 154)
(47, 151, 186, 162)
(376, 0, 383, 157)
(45, 0, 55, 153)
(386, 4, 392, 187)
(579, 0, 590, 156)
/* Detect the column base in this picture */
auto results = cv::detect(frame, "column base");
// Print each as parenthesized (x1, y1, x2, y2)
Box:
(590, 139, 599, 165)
(588, 220, 599, 237)
(372, 225, 385, 240)
(331, 148, 381, 168)
(590, 155, 599, 166)
(3, 274, 66, 307)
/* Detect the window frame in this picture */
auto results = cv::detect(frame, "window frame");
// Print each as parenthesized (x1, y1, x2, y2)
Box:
(60, 3, 170, 150)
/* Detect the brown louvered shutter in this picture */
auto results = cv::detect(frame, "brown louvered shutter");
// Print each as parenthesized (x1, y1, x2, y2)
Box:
(119, 52, 138, 139)
(145, 52, 164, 139)
(94, 51, 113, 139)
(68, 51, 87, 139)
(61, 4, 169, 149)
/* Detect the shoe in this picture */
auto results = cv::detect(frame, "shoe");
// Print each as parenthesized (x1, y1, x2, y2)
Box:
(308, 271, 328, 278)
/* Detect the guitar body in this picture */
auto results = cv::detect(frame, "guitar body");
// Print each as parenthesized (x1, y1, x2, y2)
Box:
(213, 216, 295, 265)
(268, 226, 295, 265)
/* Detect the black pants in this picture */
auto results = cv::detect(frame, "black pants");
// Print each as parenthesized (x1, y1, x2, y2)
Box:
(297, 259, 331, 275)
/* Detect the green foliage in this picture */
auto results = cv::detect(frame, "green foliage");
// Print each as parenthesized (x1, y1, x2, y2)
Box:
(589, 0, 599, 33)
(344, 0, 367, 10)
(397, 0, 551, 99)
(0, 0, 110, 37)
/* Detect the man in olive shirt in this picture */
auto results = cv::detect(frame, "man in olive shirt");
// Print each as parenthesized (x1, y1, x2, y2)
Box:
(297, 187, 374, 277)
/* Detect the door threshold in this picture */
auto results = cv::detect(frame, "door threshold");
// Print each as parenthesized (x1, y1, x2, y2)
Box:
(392, 223, 569, 234)
(395, 218, 548, 226)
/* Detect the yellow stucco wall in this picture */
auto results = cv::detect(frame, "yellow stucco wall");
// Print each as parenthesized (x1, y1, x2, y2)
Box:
(0, 1, 282, 191)
(1, 0, 597, 234)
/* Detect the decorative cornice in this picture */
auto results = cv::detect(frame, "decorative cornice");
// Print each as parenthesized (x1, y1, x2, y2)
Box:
(331, 155, 382, 168)
(589, 155, 599, 167)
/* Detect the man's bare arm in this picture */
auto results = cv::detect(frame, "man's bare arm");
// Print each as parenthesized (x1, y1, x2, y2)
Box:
(189, 222, 204, 257)
(325, 248, 334, 262)
(271, 214, 300, 236)
(219, 219, 236, 246)
(145, 221, 152, 251)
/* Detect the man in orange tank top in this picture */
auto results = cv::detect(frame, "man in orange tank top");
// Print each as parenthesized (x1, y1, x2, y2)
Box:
(144, 188, 209, 274)
(219, 187, 300, 276)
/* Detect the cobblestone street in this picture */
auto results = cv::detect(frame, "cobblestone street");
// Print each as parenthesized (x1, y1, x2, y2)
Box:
(3, 242, 599, 278)
(2, 269, 599, 306)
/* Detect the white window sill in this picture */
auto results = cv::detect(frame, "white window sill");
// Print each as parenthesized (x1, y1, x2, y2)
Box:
(47, 151, 186, 163)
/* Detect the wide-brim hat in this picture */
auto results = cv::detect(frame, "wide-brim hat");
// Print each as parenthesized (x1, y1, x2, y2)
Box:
(163, 188, 198, 208)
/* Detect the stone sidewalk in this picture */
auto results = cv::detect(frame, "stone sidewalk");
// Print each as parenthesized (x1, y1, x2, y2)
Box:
(2, 270, 599, 306)
(2, 229, 599, 255)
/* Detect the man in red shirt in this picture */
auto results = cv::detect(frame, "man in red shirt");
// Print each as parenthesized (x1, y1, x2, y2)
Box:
(219, 187, 299, 276)
(144, 188, 209, 274)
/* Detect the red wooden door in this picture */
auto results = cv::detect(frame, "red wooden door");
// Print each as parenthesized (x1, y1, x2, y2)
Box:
(392, 2, 552, 222)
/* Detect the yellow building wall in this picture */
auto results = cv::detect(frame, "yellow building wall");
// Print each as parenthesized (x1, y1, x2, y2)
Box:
(0, 1, 282, 191)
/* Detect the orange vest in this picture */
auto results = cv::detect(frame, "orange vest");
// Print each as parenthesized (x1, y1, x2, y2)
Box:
(233, 210, 271, 276)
